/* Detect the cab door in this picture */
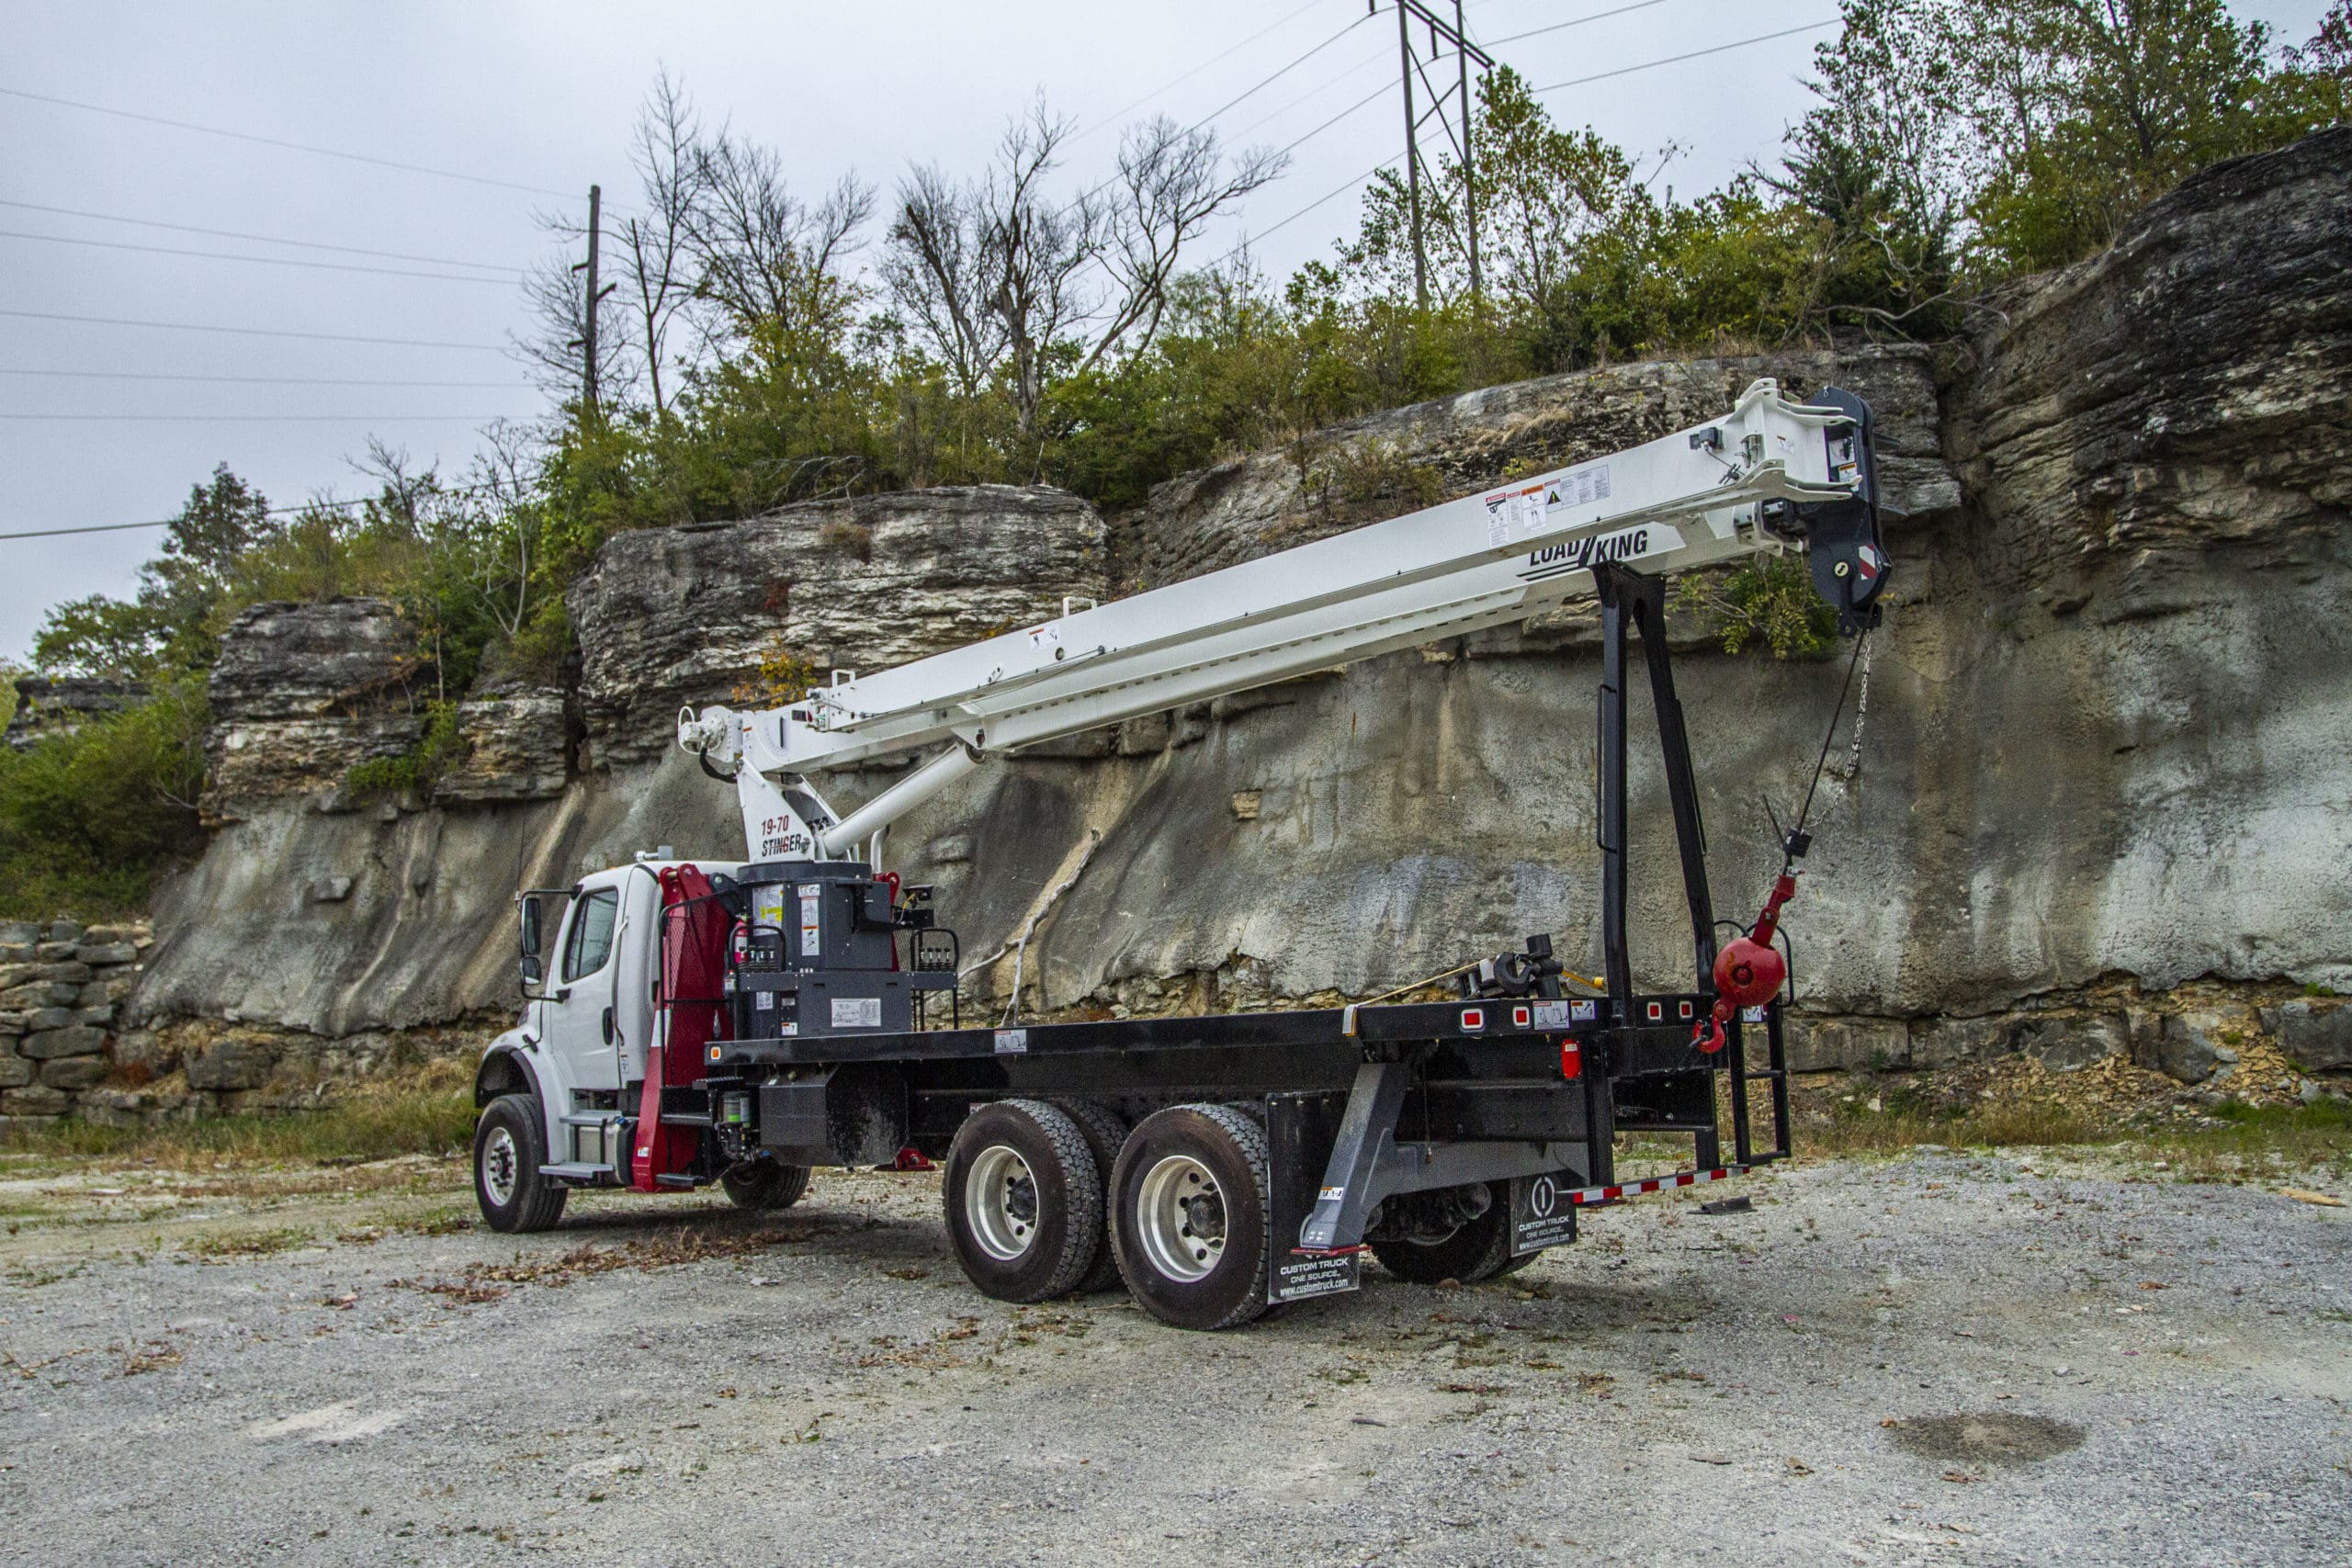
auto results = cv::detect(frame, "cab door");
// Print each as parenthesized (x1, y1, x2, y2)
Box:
(607, 867, 661, 1087)
(542, 878, 625, 1098)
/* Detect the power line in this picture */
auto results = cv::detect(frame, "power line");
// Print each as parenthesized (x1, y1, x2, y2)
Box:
(1062, 7, 1379, 221)
(0, 228, 522, 284)
(1179, 9, 1378, 142)
(1488, 0, 1681, 47)
(0, 368, 528, 388)
(0, 197, 524, 274)
(0, 477, 530, 543)
(0, 412, 526, 423)
(1228, 36, 1395, 141)
(1079, 0, 1332, 137)
(0, 518, 175, 541)
(1263, 80, 1396, 169)
(1532, 18, 1838, 93)
(1222, 15, 1845, 261)
(0, 308, 511, 351)
(0, 84, 577, 199)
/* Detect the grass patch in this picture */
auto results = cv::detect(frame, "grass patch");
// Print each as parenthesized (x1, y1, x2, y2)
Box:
(0, 1067, 474, 1171)
(1798, 1086, 2352, 1183)
(2132, 1100, 2352, 1182)
(1803, 1100, 2104, 1157)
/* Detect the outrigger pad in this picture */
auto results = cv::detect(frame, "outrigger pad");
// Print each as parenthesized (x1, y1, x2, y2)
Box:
(1796, 386, 1889, 634)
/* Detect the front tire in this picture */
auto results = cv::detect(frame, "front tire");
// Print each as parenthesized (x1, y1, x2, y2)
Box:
(473, 1093, 568, 1234)
(943, 1100, 1102, 1303)
(1110, 1104, 1272, 1331)
(1369, 1181, 1515, 1284)
(721, 1160, 811, 1212)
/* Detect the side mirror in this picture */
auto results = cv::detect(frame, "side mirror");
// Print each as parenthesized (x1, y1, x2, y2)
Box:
(518, 896, 547, 997)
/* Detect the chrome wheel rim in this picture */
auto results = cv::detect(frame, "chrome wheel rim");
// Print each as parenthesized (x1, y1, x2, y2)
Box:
(481, 1125, 519, 1207)
(966, 1144, 1039, 1261)
(1137, 1154, 1225, 1282)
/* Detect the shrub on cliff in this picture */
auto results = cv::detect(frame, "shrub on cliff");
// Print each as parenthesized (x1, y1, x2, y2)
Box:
(0, 676, 208, 919)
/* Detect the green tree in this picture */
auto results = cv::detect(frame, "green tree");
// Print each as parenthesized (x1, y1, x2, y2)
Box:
(34, 465, 275, 676)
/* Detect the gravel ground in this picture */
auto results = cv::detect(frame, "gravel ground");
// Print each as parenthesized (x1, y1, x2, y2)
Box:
(1, 1150, 2346, 1567)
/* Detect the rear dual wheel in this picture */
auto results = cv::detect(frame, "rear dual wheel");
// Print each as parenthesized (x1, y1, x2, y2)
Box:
(943, 1100, 1103, 1303)
(1108, 1104, 1272, 1332)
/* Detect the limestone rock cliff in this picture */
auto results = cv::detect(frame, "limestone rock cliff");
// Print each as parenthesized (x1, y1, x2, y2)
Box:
(569, 484, 1106, 767)
(202, 598, 430, 822)
(113, 129, 2352, 1100)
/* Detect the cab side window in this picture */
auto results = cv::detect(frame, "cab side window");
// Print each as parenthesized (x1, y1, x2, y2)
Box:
(561, 889, 619, 984)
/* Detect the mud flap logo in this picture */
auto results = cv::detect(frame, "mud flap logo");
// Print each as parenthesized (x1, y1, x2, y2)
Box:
(1510, 1172, 1580, 1256)
(1273, 1249, 1361, 1303)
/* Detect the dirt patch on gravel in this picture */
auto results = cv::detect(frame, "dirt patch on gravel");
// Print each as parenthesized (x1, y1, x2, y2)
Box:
(1887, 1411, 2087, 1466)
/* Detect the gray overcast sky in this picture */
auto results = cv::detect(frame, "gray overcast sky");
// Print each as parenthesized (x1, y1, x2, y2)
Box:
(1, 0, 2335, 661)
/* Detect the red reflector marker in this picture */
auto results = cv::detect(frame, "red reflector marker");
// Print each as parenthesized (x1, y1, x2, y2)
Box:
(1511, 1005, 1532, 1029)
(1645, 1001, 1664, 1022)
(1560, 1041, 1583, 1079)
(1679, 999, 1694, 1021)
(1460, 1007, 1486, 1032)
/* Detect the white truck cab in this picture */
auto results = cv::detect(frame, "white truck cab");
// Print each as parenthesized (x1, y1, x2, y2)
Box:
(473, 860, 758, 1223)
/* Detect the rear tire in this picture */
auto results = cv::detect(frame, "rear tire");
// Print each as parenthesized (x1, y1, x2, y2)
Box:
(473, 1093, 568, 1234)
(1110, 1104, 1272, 1331)
(1053, 1099, 1128, 1292)
(943, 1100, 1102, 1303)
(721, 1160, 811, 1212)
(1369, 1181, 1515, 1284)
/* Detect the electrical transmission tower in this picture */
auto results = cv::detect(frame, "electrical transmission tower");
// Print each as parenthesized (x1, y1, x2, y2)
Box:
(1384, 1, 1494, 310)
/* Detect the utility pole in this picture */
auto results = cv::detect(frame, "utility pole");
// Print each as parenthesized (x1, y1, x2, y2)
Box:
(569, 185, 615, 418)
(1386, 3, 1495, 312)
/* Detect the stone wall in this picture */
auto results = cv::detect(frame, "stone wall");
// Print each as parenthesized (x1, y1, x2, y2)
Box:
(57, 128, 2352, 1119)
(0, 919, 151, 1122)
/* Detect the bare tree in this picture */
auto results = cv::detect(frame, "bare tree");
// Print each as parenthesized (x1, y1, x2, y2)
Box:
(615, 68, 706, 416)
(978, 103, 1101, 444)
(689, 133, 876, 344)
(883, 97, 1286, 452)
(1085, 115, 1284, 373)
(882, 164, 1008, 400)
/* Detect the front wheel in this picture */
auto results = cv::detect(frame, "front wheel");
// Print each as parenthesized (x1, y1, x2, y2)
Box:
(1110, 1104, 1272, 1331)
(474, 1093, 568, 1233)
(721, 1160, 811, 1212)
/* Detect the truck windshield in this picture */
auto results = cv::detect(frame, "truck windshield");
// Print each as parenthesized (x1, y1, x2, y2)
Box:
(561, 889, 619, 983)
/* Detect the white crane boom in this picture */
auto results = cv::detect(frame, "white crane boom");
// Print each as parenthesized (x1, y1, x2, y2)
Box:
(679, 378, 1888, 863)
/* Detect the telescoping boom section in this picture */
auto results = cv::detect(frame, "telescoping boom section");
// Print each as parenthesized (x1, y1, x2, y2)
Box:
(477, 379, 1888, 1332)
(677, 378, 1887, 862)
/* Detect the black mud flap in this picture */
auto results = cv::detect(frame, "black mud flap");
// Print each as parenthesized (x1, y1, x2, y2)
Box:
(1509, 1171, 1582, 1257)
(1267, 1091, 1362, 1304)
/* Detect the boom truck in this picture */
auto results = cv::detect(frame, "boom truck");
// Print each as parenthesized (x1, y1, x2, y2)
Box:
(471, 378, 1890, 1330)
